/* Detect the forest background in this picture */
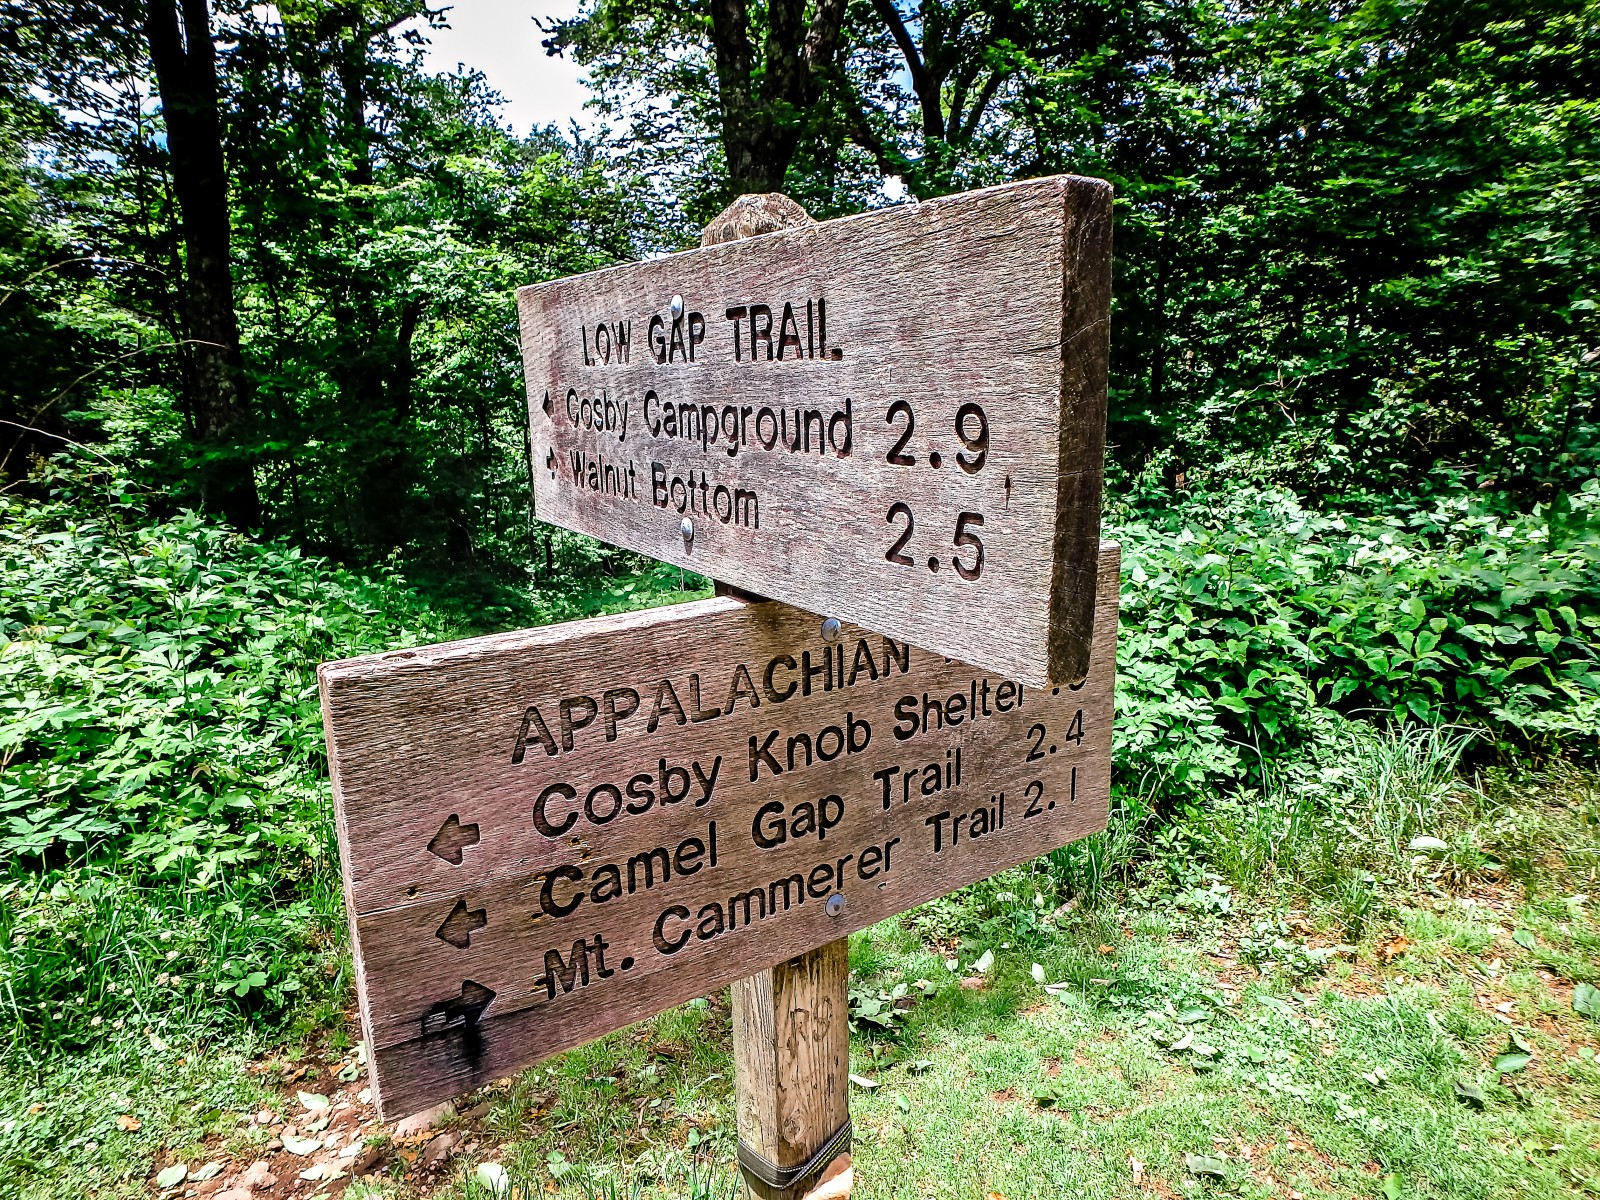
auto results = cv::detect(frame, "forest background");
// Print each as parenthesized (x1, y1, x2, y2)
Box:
(0, 0, 1598, 1196)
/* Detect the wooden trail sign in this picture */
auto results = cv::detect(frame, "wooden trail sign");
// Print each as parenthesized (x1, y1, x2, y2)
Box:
(319, 543, 1118, 1120)
(517, 176, 1112, 688)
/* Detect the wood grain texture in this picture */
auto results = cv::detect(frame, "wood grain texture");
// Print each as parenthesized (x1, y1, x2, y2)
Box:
(320, 544, 1118, 1120)
(517, 175, 1113, 687)
(732, 940, 849, 1199)
(715, 194, 849, 1200)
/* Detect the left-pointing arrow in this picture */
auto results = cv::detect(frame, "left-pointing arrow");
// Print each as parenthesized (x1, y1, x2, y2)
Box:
(435, 897, 488, 949)
(427, 814, 480, 865)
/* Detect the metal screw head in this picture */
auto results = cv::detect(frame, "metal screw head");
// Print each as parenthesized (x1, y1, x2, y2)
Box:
(821, 617, 842, 643)
(825, 893, 846, 917)
(680, 517, 694, 543)
(670, 294, 684, 319)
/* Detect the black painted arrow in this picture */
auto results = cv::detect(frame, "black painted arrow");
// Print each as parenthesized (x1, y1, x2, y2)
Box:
(426, 814, 479, 865)
(435, 897, 488, 949)
(419, 979, 495, 1037)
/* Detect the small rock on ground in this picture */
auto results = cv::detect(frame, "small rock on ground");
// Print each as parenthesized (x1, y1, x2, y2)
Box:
(394, 1100, 453, 1138)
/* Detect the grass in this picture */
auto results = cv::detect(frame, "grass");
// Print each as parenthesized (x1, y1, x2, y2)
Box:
(9, 754, 1592, 1200)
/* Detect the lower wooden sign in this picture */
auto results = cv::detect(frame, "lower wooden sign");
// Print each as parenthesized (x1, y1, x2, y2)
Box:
(319, 545, 1119, 1120)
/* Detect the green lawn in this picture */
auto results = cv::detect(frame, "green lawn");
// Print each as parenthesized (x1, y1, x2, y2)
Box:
(4, 770, 1597, 1200)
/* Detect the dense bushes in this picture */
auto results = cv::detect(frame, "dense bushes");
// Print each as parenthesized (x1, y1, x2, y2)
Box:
(1111, 482, 1600, 810)
(0, 465, 438, 1048)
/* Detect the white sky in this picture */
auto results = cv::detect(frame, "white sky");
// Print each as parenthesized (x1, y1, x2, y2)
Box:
(421, 1, 594, 135)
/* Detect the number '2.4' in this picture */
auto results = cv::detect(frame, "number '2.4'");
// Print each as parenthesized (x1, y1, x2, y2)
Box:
(883, 400, 989, 579)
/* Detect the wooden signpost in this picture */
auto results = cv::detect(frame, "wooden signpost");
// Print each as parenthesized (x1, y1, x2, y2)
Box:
(320, 544, 1116, 1120)
(517, 176, 1112, 688)
(322, 182, 1116, 1199)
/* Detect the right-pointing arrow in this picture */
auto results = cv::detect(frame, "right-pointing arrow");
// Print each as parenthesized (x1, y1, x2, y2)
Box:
(435, 897, 488, 949)
(420, 979, 496, 1036)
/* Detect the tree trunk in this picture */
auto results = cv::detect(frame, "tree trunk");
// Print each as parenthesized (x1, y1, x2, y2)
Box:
(706, 0, 847, 195)
(145, 0, 260, 530)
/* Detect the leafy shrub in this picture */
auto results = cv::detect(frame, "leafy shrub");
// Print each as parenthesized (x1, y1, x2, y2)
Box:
(1111, 482, 1600, 813)
(0, 463, 440, 1047)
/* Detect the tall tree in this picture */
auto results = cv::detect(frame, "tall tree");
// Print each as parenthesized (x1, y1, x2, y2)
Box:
(144, 0, 259, 528)
(707, 0, 848, 193)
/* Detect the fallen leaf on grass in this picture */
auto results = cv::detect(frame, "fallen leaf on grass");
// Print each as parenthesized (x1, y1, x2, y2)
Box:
(1097, 944, 1114, 955)
(476, 1163, 510, 1197)
(155, 1164, 187, 1189)
(298, 1091, 330, 1112)
(1380, 1173, 1403, 1200)
(1512, 929, 1538, 951)
(1030, 963, 1046, 984)
(1129, 1157, 1144, 1185)
(282, 1134, 323, 1155)
(1574, 982, 1600, 1020)
(848, 1074, 878, 1089)
(1377, 935, 1410, 963)
(299, 1161, 345, 1183)
(191, 1162, 224, 1181)
(1494, 1032, 1534, 1074)
(116, 1114, 141, 1131)
(1184, 1153, 1226, 1178)
(1452, 1079, 1486, 1108)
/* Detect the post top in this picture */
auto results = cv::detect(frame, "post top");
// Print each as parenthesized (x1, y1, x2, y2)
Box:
(702, 193, 814, 247)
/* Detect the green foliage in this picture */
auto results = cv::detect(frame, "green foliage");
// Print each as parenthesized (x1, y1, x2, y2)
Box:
(0, 461, 439, 1048)
(1112, 481, 1600, 814)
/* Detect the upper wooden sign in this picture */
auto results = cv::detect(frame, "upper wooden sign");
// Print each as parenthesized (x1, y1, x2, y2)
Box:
(517, 176, 1112, 688)
(320, 544, 1118, 1120)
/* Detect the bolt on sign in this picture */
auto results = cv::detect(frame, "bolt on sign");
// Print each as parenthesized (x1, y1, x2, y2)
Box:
(517, 176, 1111, 688)
(319, 544, 1118, 1120)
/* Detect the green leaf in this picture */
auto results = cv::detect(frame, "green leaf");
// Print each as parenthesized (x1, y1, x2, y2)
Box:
(1184, 1153, 1227, 1178)
(1512, 929, 1538, 951)
(1492, 1050, 1531, 1074)
(1574, 982, 1600, 1020)
(476, 1163, 510, 1197)
(1380, 1172, 1403, 1200)
(282, 1135, 322, 1156)
(156, 1165, 188, 1189)
(1452, 1079, 1486, 1108)
(848, 1073, 879, 1089)
(298, 1090, 330, 1111)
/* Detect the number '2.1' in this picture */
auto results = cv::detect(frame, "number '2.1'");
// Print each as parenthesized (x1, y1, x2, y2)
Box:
(882, 400, 990, 580)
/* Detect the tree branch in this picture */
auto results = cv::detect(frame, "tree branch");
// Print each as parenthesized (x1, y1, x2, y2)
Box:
(871, 0, 944, 143)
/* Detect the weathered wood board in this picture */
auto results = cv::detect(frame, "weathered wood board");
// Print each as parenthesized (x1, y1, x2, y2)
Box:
(320, 544, 1119, 1121)
(517, 176, 1112, 688)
